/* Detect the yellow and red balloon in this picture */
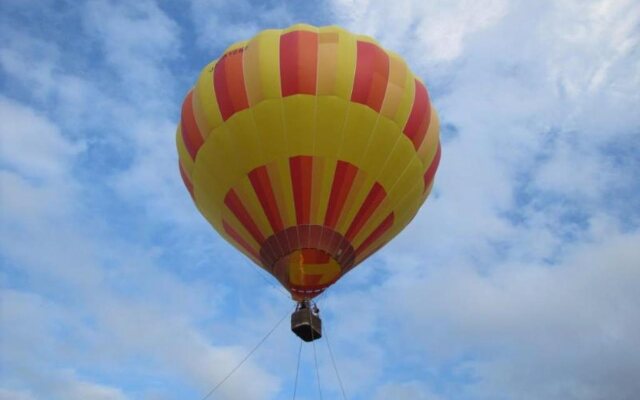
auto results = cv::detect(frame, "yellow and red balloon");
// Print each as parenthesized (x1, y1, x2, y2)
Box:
(177, 24, 441, 300)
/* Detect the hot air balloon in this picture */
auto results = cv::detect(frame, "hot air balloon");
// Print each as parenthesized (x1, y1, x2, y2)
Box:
(177, 24, 441, 341)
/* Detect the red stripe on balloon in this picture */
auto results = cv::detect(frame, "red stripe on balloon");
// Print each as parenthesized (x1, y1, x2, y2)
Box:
(223, 220, 260, 261)
(301, 248, 331, 263)
(214, 48, 249, 121)
(324, 161, 358, 228)
(279, 31, 298, 96)
(345, 182, 386, 241)
(224, 189, 265, 244)
(259, 225, 355, 270)
(355, 213, 394, 255)
(290, 156, 313, 225)
(248, 166, 285, 233)
(280, 30, 318, 96)
(180, 91, 204, 159)
(423, 143, 441, 193)
(351, 41, 389, 112)
(403, 79, 431, 150)
(286, 227, 300, 253)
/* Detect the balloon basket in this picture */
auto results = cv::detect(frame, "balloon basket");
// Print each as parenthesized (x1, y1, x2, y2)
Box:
(291, 300, 322, 342)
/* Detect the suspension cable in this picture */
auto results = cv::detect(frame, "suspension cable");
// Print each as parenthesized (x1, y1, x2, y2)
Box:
(324, 325, 348, 399)
(199, 307, 291, 400)
(292, 339, 303, 399)
(309, 304, 324, 400)
(310, 293, 347, 399)
(247, 264, 291, 298)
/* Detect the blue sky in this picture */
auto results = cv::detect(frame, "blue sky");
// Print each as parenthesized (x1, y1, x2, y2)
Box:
(1, 0, 639, 399)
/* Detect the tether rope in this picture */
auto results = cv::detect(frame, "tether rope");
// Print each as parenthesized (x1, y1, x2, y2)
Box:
(292, 339, 303, 399)
(199, 307, 291, 400)
(309, 305, 324, 400)
(324, 324, 348, 399)
(249, 265, 291, 298)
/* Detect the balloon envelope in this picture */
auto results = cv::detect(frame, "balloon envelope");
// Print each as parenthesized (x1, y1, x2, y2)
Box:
(177, 24, 441, 299)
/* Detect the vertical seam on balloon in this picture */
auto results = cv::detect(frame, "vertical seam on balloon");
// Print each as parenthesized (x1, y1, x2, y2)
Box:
(277, 30, 295, 259)
(355, 212, 394, 255)
(378, 138, 441, 245)
(344, 183, 386, 241)
(280, 31, 295, 95)
(223, 220, 261, 262)
(423, 142, 441, 193)
(200, 125, 243, 234)
(357, 136, 430, 252)
(224, 189, 266, 245)
(374, 142, 421, 232)
(214, 55, 232, 120)
(228, 48, 250, 117)
(214, 47, 272, 260)
(348, 122, 403, 242)
(311, 28, 322, 254)
(351, 41, 389, 112)
(324, 161, 359, 228)
(333, 41, 388, 237)
(214, 48, 250, 121)
(403, 79, 431, 152)
(181, 90, 204, 160)
(319, 34, 356, 247)
(318, 55, 356, 251)
(334, 165, 365, 231)
(354, 108, 383, 166)
(285, 30, 318, 256)
(179, 161, 195, 200)
(352, 72, 421, 240)
(389, 138, 441, 218)
(385, 144, 420, 195)
(290, 156, 314, 226)
(249, 165, 285, 258)
(176, 127, 194, 176)
(242, 35, 278, 268)
(340, 43, 392, 233)
(363, 53, 411, 181)
(416, 107, 439, 169)
(268, 161, 293, 256)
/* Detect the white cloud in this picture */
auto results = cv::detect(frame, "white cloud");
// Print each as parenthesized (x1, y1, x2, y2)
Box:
(0, 206, 283, 399)
(0, 388, 36, 400)
(63, 1, 208, 226)
(532, 134, 617, 202)
(39, 370, 128, 400)
(189, 0, 295, 52)
(0, 96, 83, 179)
(0, 291, 129, 400)
(109, 116, 206, 227)
(0, 26, 128, 133)
(374, 381, 443, 400)
(82, 0, 181, 105)
(0, 32, 60, 101)
(0, 97, 283, 399)
(1, 1, 638, 399)
(330, 0, 509, 62)
(0, 97, 82, 238)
